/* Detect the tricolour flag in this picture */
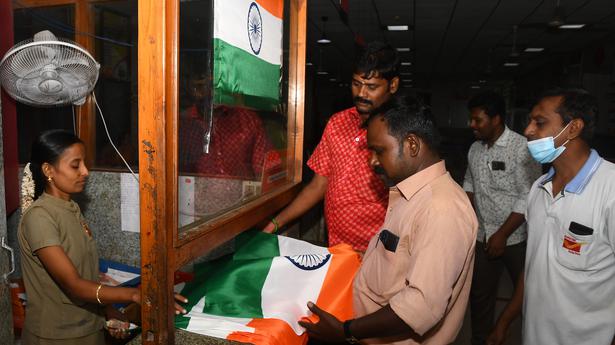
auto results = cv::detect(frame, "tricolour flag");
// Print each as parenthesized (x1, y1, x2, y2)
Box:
(213, 0, 283, 111)
(175, 231, 360, 345)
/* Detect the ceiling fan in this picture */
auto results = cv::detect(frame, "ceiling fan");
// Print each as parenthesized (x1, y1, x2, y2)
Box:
(547, 0, 565, 28)
(519, 0, 608, 33)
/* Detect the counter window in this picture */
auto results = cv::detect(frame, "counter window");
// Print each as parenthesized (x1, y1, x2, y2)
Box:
(177, 0, 293, 231)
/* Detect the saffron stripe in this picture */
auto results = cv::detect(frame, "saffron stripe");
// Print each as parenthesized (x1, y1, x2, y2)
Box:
(255, 0, 284, 19)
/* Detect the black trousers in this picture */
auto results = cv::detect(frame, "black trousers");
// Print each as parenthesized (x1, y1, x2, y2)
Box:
(470, 240, 526, 345)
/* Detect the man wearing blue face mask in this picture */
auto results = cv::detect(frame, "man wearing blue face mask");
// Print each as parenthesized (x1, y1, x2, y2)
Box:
(487, 88, 615, 345)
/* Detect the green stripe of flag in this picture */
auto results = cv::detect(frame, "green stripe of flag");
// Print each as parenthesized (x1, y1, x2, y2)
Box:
(175, 231, 280, 327)
(213, 38, 281, 111)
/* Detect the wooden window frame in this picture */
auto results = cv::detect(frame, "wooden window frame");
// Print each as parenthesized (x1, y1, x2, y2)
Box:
(14, 1, 306, 343)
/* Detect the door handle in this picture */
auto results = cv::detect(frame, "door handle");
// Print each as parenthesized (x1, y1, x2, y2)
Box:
(1, 237, 15, 283)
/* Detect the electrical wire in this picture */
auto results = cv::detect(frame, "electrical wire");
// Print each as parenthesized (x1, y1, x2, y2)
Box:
(14, 0, 134, 48)
(15, 2, 216, 52)
(72, 106, 76, 135)
(92, 93, 139, 183)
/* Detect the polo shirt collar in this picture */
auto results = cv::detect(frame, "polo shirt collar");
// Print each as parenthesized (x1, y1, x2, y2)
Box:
(539, 149, 602, 194)
(396, 160, 447, 200)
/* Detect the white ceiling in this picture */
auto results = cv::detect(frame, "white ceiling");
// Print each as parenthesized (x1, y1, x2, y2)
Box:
(307, 0, 615, 88)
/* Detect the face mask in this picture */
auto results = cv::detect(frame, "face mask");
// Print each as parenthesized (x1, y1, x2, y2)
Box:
(527, 123, 571, 163)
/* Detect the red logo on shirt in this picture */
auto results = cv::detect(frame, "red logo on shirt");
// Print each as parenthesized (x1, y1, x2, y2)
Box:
(562, 235, 582, 255)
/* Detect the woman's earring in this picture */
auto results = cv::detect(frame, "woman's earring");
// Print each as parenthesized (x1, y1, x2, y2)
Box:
(47, 176, 53, 182)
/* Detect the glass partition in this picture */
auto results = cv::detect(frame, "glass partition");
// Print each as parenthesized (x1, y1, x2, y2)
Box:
(177, 0, 292, 231)
(93, 0, 139, 169)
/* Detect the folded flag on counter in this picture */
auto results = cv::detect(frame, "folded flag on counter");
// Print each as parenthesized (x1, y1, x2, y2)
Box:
(175, 231, 360, 345)
(213, 0, 283, 111)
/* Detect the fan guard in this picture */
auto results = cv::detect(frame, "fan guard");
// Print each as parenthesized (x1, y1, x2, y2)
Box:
(0, 30, 100, 107)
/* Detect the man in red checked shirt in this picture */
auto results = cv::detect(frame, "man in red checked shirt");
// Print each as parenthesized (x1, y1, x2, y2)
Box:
(179, 76, 277, 180)
(264, 42, 401, 252)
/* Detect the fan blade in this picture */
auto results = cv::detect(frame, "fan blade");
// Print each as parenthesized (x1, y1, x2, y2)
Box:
(57, 54, 91, 68)
(10, 45, 58, 78)
(56, 69, 93, 101)
(16, 75, 71, 106)
(56, 50, 99, 81)
(56, 68, 88, 87)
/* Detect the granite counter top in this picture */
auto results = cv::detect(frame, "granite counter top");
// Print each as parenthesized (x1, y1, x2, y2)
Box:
(127, 328, 249, 345)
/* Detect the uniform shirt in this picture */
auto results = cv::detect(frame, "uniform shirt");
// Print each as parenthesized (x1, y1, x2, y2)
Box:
(18, 193, 104, 339)
(523, 150, 615, 345)
(354, 161, 478, 344)
(463, 127, 541, 245)
(308, 107, 388, 251)
(179, 105, 276, 179)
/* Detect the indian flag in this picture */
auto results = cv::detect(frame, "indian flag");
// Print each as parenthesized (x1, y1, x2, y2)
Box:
(175, 231, 360, 345)
(213, 0, 283, 111)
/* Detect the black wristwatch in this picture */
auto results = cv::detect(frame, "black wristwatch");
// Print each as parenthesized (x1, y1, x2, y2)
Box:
(343, 319, 360, 344)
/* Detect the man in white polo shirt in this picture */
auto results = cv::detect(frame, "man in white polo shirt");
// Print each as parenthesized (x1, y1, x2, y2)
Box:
(487, 88, 615, 345)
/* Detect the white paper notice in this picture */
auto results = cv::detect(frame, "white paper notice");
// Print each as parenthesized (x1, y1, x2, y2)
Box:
(120, 173, 195, 232)
(178, 176, 195, 227)
(120, 173, 140, 232)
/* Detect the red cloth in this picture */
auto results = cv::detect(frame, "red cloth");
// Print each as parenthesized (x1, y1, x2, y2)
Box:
(179, 105, 275, 179)
(308, 107, 388, 251)
(1, 1, 19, 214)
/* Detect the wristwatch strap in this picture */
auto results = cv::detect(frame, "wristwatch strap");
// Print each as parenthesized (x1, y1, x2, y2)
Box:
(343, 320, 360, 344)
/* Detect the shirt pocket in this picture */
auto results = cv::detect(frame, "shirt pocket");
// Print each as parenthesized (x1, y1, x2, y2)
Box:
(554, 222, 596, 271)
(488, 167, 515, 193)
(364, 238, 408, 297)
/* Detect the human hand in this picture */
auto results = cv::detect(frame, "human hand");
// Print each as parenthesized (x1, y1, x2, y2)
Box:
(262, 221, 276, 234)
(105, 319, 133, 339)
(131, 290, 188, 315)
(173, 293, 188, 315)
(99, 272, 120, 286)
(104, 305, 130, 339)
(263, 217, 281, 234)
(486, 231, 507, 258)
(297, 302, 345, 342)
(486, 321, 509, 345)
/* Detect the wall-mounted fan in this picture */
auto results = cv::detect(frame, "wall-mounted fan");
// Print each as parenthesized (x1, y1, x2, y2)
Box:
(0, 30, 99, 107)
(0, 30, 137, 181)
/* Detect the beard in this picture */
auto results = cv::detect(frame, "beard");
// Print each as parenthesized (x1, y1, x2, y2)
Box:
(373, 165, 396, 187)
(354, 97, 373, 114)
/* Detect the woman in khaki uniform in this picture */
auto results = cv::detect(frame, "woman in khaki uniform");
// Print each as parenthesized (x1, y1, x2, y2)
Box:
(18, 130, 187, 344)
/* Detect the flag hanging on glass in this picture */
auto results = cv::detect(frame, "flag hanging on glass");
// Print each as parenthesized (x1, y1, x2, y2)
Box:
(213, 0, 283, 111)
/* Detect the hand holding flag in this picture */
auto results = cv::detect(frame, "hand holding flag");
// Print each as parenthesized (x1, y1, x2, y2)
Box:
(174, 231, 360, 344)
(298, 301, 346, 342)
